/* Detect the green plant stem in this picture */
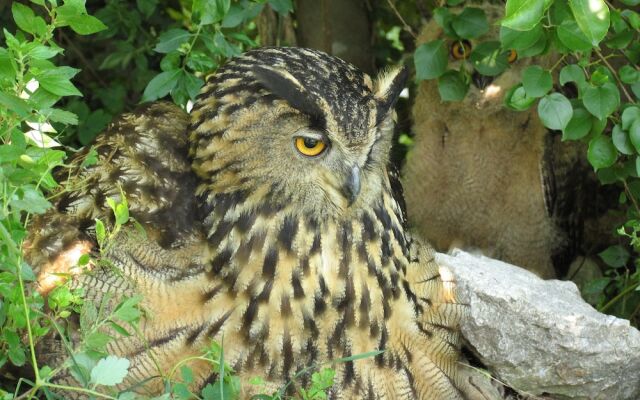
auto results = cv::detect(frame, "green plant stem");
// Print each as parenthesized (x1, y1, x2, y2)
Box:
(595, 49, 634, 103)
(182, 24, 203, 71)
(549, 55, 566, 73)
(167, 355, 219, 381)
(40, 383, 116, 399)
(601, 281, 640, 312)
(0, 223, 41, 385)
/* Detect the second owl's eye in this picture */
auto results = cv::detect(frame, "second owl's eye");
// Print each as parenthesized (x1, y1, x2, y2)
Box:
(295, 136, 327, 157)
(451, 40, 472, 60)
(507, 49, 518, 63)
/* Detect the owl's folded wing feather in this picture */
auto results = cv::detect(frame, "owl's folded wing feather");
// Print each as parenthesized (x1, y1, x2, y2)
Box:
(24, 102, 199, 293)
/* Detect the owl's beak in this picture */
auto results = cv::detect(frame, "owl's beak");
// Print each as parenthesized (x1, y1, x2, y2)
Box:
(342, 165, 361, 206)
(472, 71, 494, 90)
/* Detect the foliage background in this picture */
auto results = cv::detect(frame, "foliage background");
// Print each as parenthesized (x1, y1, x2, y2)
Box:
(0, 0, 639, 398)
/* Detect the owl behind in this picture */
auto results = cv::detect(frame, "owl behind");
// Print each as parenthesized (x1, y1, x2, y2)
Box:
(403, 2, 587, 279)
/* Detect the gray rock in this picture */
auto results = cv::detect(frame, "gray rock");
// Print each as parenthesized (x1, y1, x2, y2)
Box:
(437, 249, 640, 400)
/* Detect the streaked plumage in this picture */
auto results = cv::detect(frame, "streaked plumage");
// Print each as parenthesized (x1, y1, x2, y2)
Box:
(26, 47, 468, 398)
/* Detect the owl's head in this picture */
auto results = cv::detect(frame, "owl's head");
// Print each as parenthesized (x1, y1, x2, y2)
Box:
(418, 1, 555, 112)
(189, 47, 406, 224)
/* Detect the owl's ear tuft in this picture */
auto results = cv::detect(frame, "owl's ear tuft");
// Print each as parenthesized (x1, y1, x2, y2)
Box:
(374, 66, 408, 124)
(252, 65, 325, 128)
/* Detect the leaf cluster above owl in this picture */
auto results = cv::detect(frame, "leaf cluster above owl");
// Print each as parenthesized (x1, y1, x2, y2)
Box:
(25, 47, 473, 399)
(404, 1, 620, 280)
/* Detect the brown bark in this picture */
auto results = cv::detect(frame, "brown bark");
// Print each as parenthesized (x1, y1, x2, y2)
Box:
(294, 0, 375, 74)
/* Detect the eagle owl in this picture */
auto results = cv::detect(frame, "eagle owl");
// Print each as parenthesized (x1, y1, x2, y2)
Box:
(403, 2, 588, 279)
(25, 48, 471, 399)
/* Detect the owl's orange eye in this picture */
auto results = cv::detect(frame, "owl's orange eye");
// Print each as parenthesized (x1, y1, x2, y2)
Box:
(451, 40, 472, 60)
(295, 136, 327, 157)
(507, 49, 518, 63)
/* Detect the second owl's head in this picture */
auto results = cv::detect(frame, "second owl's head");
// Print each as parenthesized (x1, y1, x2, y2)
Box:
(189, 47, 407, 220)
(417, 1, 556, 113)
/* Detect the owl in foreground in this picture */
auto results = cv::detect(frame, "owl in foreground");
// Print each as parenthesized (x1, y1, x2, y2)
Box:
(403, 2, 590, 279)
(25, 48, 469, 399)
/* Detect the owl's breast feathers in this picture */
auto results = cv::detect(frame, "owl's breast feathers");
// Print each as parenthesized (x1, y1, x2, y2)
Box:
(25, 49, 467, 399)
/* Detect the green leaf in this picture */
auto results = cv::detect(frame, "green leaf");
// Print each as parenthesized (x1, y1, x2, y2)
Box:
(606, 29, 633, 49)
(582, 82, 620, 120)
(559, 64, 586, 89)
(181, 365, 194, 384)
(12, 3, 47, 36)
(95, 219, 106, 246)
(502, 0, 545, 31)
(268, 0, 293, 15)
(179, 71, 204, 100)
(46, 108, 79, 125)
(588, 135, 618, 170)
(90, 356, 130, 386)
(469, 41, 509, 76)
(0, 91, 31, 117)
(613, 124, 634, 155)
(414, 40, 448, 80)
(114, 295, 142, 322)
(521, 65, 552, 98)
(598, 245, 629, 267)
(452, 8, 489, 39)
(222, 5, 247, 28)
(154, 29, 192, 54)
(622, 106, 640, 130)
(630, 120, 640, 153)
(557, 19, 593, 51)
(538, 93, 573, 130)
(78, 253, 91, 266)
(569, 0, 610, 46)
(142, 69, 181, 102)
(114, 203, 129, 225)
(12, 185, 51, 214)
(194, 0, 231, 24)
(37, 67, 82, 97)
(85, 331, 112, 350)
(26, 44, 61, 60)
(590, 67, 611, 86)
(433, 7, 456, 38)
(622, 10, 640, 30)
(137, 0, 158, 18)
(202, 382, 237, 400)
(67, 14, 107, 35)
(562, 107, 592, 140)
(437, 70, 469, 101)
(109, 321, 131, 337)
(5, 330, 26, 366)
(500, 24, 543, 50)
(505, 84, 536, 110)
(620, 65, 640, 84)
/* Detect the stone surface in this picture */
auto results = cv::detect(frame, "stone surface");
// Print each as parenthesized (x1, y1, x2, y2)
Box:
(438, 249, 640, 400)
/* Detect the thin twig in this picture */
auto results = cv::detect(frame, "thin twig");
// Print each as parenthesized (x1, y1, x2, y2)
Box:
(595, 49, 634, 103)
(385, 0, 416, 39)
(623, 179, 640, 216)
(59, 31, 108, 87)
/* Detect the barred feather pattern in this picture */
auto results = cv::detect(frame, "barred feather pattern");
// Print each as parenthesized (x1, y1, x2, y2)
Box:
(25, 48, 467, 399)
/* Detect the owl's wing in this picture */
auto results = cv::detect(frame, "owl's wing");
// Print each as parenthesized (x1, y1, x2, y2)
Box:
(24, 102, 200, 292)
(541, 130, 589, 276)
